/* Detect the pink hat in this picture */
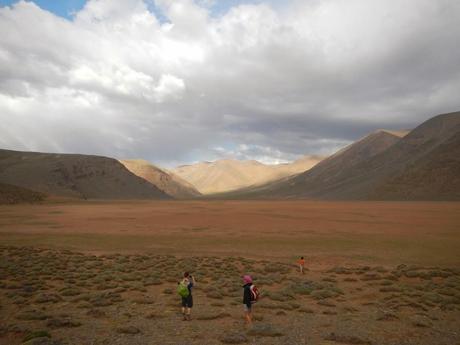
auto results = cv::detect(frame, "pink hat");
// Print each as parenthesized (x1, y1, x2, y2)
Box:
(243, 275, 253, 284)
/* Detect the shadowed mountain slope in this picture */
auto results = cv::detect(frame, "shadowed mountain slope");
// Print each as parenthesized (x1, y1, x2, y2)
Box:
(218, 111, 460, 200)
(367, 112, 460, 200)
(0, 183, 46, 204)
(120, 159, 201, 199)
(210, 130, 404, 199)
(0, 149, 170, 200)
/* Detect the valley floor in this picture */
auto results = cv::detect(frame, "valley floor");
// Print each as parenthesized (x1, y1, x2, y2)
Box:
(0, 200, 459, 266)
(0, 201, 459, 344)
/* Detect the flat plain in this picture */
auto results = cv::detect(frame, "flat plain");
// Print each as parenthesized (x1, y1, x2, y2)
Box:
(0, 201, 459, 344)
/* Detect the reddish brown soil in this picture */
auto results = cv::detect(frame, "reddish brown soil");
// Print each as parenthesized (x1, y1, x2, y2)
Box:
(0, 200, 459, 267)
(0, 201, 459, 345)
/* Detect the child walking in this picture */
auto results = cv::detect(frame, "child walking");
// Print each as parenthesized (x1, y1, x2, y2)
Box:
(298, 256, 305, 274)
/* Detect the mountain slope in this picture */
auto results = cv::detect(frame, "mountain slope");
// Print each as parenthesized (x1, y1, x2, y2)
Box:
(172, 155, 323, 194)
(226, 111, 460, 200)
(336, 111, 460, 200)
(268, 155, 325, 180)
(120, 159, 201, 199)
(367, 112, 460, 200)
(223, 129, 404, 198)
(369, 130, 460, 200)
(0, 183, 46, 204)
(0, 149, 170, 200)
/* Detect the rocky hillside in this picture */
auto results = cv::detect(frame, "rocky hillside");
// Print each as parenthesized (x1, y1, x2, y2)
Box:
(120, 159, 201, 199)
(0, 150, 170, 200)
(0, 183, 46, 204)
(218, 111, 460, 200)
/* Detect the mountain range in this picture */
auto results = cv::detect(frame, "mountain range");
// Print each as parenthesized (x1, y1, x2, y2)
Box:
(0, 111, 458, 202)
(172, 155, 323, 194)
(219, 111, 460, 200)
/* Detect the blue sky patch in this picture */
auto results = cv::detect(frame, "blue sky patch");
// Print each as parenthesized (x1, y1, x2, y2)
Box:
(0, 0, 286, 21)
(0, 0, 86, 19)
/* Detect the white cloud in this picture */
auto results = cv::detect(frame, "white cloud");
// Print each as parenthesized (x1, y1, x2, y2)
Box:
(153, 74, 185, 102)
(0, 0, 459, 166)
(211, 143, 300, 165)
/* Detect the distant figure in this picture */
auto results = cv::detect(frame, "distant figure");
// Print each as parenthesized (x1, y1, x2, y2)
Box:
(298, 256, 305, 274)
(177, 272, 195, 321)
(243, 275, 259, 325)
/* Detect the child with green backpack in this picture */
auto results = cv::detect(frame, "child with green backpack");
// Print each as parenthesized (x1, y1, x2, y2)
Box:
(177, 272, 195, 321)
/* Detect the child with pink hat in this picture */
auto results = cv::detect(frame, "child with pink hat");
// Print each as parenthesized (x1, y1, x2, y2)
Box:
(242, 274, 258, 325)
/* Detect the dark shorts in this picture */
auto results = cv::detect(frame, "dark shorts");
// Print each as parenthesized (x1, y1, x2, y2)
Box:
(181, 295, 193, 308)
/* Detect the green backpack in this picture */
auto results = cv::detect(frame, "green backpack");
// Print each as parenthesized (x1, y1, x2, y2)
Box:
(177, 282, 190, 298)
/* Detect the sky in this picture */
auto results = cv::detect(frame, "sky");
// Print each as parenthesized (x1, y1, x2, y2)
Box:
(0, 0, 459, 167)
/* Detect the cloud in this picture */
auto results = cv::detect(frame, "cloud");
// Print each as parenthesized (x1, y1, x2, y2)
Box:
(153, 74, 186, 102)
(0, 0, 459, 167)
(211, 143, 299, 164)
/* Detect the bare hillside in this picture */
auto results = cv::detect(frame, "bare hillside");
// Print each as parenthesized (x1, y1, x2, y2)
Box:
(172, 156, 323, 194)
(0, 149, 170, 200)
(368, 113, 460, 200)
(219, 129, 404, 198)
(223, 111, 460, 200)
(120, 159, 201, 199)
(0, 183, 45, 204)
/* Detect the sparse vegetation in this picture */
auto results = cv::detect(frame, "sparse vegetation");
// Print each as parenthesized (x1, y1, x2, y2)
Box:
(0, 199, 459, 345)
(22, 331, 51, 342)
(246, 323, 284, 337)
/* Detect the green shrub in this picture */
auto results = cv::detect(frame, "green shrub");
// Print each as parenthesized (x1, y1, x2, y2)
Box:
(22, 330, 51, 342)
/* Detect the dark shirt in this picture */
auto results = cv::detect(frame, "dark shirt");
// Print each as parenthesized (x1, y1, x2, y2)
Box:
(243, 283, 252, 307)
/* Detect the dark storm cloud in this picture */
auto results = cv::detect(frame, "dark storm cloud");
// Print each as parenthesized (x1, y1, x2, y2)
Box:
(0, 0, 459, 166)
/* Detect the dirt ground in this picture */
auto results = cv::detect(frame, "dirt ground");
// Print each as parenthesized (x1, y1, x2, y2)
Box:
(0, 200, 459, 266)
(0, 200, 459, 344)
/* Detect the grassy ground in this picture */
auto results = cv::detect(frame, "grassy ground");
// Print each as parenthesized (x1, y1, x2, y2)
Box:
(0, 201, 459, 344)
(0, 245, 459, 345)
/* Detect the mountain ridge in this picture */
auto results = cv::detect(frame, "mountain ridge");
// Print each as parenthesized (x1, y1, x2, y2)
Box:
(120, 159, 201, 199)
(210, 111, 460, 200)
(0, 149, 171, 200)
(172, 155, 324, 194)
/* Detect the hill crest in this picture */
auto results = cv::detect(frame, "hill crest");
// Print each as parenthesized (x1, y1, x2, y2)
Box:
(172, 155, 324, 194)
(120, 159, 201, 199)
(0, 149, 170, 200)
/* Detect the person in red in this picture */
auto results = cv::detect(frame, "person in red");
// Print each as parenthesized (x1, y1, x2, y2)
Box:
(298, 256, 306, 274)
